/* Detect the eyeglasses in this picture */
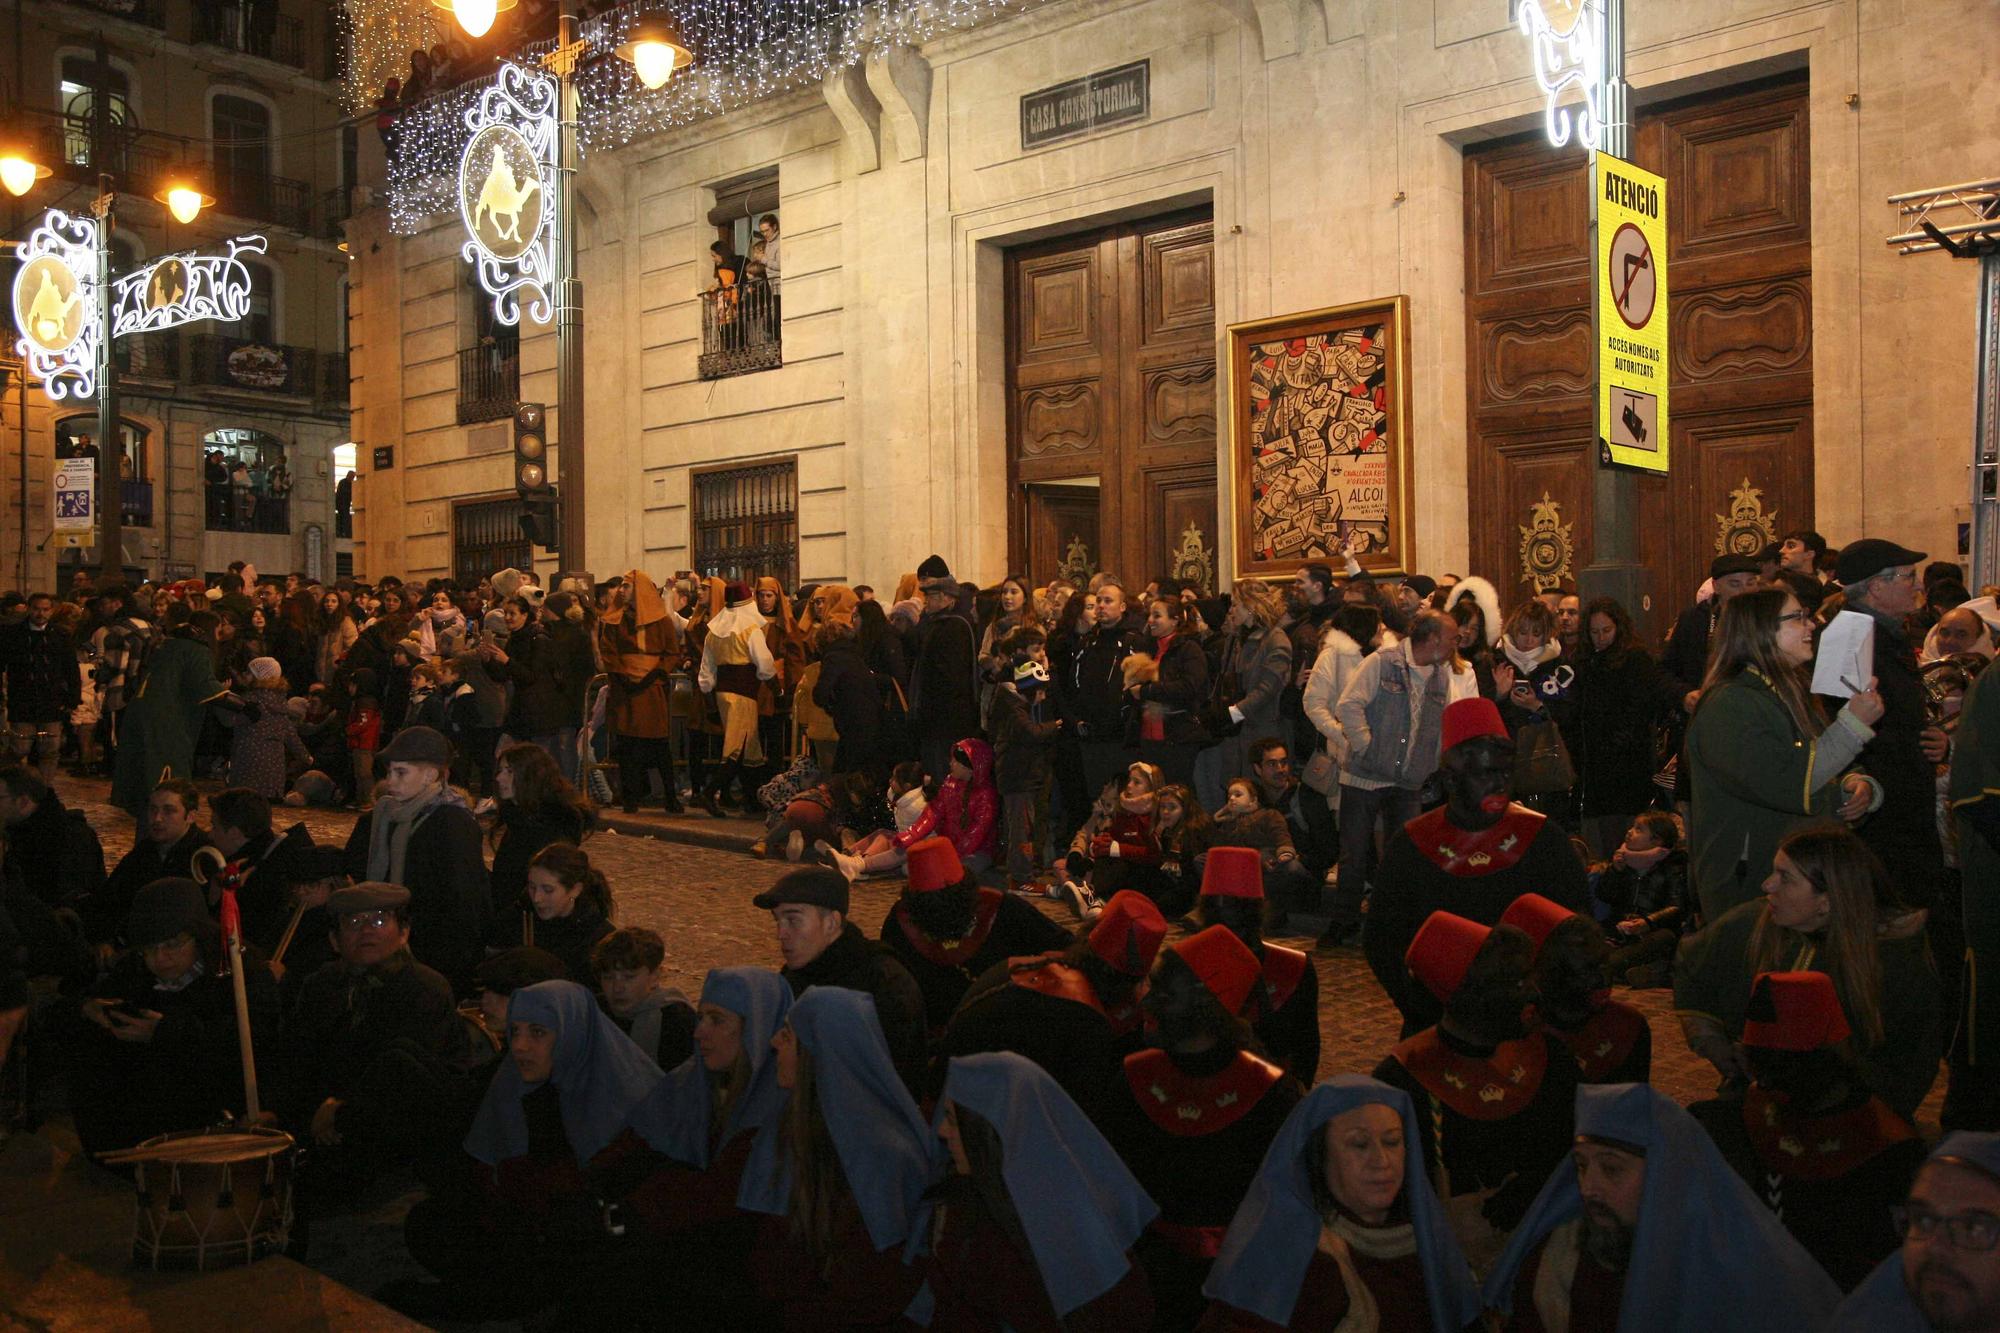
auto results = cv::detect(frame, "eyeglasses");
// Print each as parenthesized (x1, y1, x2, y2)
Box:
(339, 910, 395, 930)
(1777, 612, 1813, 625)
(1892, 1205, 2000, 1251)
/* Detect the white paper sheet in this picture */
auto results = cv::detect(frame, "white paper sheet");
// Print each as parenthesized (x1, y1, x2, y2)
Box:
(1811, 610, 1875, 698)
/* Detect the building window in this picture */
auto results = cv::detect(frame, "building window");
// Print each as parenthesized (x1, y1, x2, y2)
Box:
(235, 260, 276, 344)
(203, 427, 291, 534)
(56, 414, 153, 527)
(58, 56, 133, 168)
(212, 92, 273, 215)
(459, 268, 520, 423)
(453, 496, 533, 584)
(699, 170, 781, 380)
(691, 459, 798, 590)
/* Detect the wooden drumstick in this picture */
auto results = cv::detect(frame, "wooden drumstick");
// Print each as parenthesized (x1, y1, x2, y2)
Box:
(270, 897, 310, 967)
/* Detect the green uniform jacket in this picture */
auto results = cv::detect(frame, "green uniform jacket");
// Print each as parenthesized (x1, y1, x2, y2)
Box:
(1675, 899, 1940, 1122)
(1685, 669, 1863, 920)
(110, 636, 227, 816)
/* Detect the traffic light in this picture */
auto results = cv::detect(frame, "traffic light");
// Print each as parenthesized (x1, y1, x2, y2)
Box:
(513, 401, 557, 548)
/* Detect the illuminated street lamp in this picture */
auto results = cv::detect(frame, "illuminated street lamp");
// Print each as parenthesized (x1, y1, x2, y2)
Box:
(0, 122, 50, 198)
(153, 164, 215, 225)
(616, 17, 692, 90)
(431, 0, 518, 40)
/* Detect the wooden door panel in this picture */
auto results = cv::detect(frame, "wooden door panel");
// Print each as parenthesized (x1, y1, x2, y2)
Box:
(1142, 221, 1217, 344)
(1015, 252, 1104, 362)
(1025, 484, 1102, 589)
(1139, 361, 1217, 451)
(1016, 381, 1105, 464)
(1142, 464, 1224, 597)
(1467, 75, 1811, 635)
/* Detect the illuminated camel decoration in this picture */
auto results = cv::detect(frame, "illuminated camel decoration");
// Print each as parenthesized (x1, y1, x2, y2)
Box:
(26, 268, 85, 346)
(473, 145, 540, 245)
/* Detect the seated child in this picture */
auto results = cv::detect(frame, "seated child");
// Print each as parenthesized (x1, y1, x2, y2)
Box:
(816, 760, 931, 880)
(1204, 776, 1300, 880)
(593, 927, 696, 1071)
(1592, 810, 1692, 984)
(1055, 760, 1166, 921)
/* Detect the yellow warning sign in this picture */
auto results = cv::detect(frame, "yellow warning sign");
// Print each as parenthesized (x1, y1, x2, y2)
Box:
(1594, 152, 1668, 473)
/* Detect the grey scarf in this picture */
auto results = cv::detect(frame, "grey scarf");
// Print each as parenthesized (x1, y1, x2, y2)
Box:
(366, 780, 464, 885)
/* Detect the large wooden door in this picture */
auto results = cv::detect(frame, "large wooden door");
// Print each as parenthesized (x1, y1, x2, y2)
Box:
(1007, 210, 1219, 592)
(1464, 76, 1812, 637)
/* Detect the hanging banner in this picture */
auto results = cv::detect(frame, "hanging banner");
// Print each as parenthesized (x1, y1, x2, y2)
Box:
(53, 458, 96, 534)
(111, 235, 269, 338)
(459, 61, 560, 328)
(1594, 151, 1669, 474)
(10, 210, 101, 401)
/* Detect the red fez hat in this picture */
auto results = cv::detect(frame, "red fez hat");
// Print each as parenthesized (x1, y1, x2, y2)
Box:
(1200, 846, 1264, 900)
(1741, 971, 1852, 1051)
(1500, 893, 1577, 953)
(1172, 925, 1262, 1015)
(1086, 891, 1169, 978)
(725, 581, 754, 604)
(905, 837, 964, 894)
(1405, 911, 1491, 1003)
(1442, 697, 1509, 753)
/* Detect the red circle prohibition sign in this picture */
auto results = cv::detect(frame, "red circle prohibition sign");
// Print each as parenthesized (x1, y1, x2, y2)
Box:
(1608, 222, 1655, 330)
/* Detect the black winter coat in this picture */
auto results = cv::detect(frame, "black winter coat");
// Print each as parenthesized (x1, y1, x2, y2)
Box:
(1066, 618, 1146, 739)
(83, 827, 212, 945)
(813, 636, 887, 777)
(344, 803, 491, 994)
(780, 922, 928, 1098)
(0, 621, 80, 722)
(1575, 645, 1672, 817)
(494, 623, 575, 735)
(486, 802, 591, 946)
(909, 613, 979, 749)
(1130, 635, 1211, 747)
(1831, 614, 1945, 909)
(7, 791, 106, 909)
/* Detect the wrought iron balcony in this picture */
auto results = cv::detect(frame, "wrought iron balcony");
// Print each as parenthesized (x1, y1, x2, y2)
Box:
(183, 333, 319, 398)
(213, 170, 315, 231)
(698, 279, 782, 381)
(122, 479, 154, 529)
(458, 336, 521, 424)
(192, 4, 307, 69)
(204, 488, 291, 535)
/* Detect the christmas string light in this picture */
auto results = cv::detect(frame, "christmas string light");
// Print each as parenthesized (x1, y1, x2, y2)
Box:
(340, 0, 448, 117)
(383, 0, 1034, 232)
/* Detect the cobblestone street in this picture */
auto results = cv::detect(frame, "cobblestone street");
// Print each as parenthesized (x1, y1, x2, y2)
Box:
(58, 775, 1728, 1104)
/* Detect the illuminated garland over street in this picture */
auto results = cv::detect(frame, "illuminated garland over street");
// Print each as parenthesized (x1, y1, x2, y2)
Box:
(379, 0, 1031, 233)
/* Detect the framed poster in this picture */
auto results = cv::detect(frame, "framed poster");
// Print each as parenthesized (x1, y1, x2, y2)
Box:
(1228, 295, 1414, 579)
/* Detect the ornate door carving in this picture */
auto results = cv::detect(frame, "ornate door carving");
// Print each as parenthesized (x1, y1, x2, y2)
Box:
(1008, 210, 1216, 588)
(1464, 76, 1812, 637)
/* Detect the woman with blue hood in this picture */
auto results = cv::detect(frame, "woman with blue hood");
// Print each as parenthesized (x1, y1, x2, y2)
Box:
(906, 1052, 1157, 1330)
(1199, 1076, 1482, 1332)
(381, 979, 662, 1322)
(738, 985, 931, 1329)
(569, 967, 795, 1327)
(1482, 1082, 1840, 1331)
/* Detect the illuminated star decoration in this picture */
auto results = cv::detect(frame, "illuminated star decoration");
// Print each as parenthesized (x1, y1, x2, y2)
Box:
(382, 0, 1035, 234)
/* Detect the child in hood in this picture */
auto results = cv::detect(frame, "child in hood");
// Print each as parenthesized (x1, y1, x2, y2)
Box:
(823, 741, 996, 880)
(1055, 760, 1167, 921)
(224, 656, 311, 799)
(986, 628, 1062, 887)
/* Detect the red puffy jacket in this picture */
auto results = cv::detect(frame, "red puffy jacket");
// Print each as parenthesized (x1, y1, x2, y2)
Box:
(894, 737, 998, 862)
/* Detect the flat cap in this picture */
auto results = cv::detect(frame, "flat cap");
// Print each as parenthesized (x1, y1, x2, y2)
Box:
(327, 881, 411, 917)
(377, 725, 452, 767)
(1837, 537, 1927, 588)
(1709, 553, 1761, 580)
(752, 866, 849, 915)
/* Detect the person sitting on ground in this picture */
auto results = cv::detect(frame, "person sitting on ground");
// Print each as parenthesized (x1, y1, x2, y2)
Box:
(81, 778, 210, 948)
(485, 741, 596, 949)
(1149, 782, 1212, 916)
(592, 926, 694, 1071)
(1206, 774, 1304, 915)
(1373, 913, 1581, 1261)
(838, 760, 930, 865)
(936, 889, 1168, 1125)
(1056, 760, 1168, 922)
(519, 842, 614, 988)
(1484, 1083, 1842, 1332)
(68, 877, 279, 1158)
(1675, 823, 1941, 1123)
(824, 739, 999, 884)
(1692, 971, 1926, 1291)
(1590, 810, 1693, 985)
(206, 787, 319, 957)
(1828, 1131, 2000, 1331)
(1101, 925, 1305, 1330)
(383, 979, 663, 1323)
(879, 836, 1072, 1037)
(274, 883, 483, 1217)
(754, 865, 929, 1097)
(344, 726, 489, 995)
(1194, 846, 1320, 1085)
(1363, 698, 1590, 1037)
(1502, 893, 1652, 1085)
(908, 1052, 1159, 1330)
(0, 763, 105, 908)
(1198, 1075, 1483, 1333)
(737, 986, 931, 1331)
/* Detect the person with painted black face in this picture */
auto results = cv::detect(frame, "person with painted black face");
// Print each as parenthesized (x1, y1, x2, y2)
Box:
(1362, 698, 1589, 1036)
(1372, 913, 1580, 1257)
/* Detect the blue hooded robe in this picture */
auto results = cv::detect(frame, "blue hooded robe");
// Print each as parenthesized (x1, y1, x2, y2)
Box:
(1202, 1075, 1482, 1332)
(1482, 1082, 1841, 1329)
(624, 967, 793, 1168)
(463, 979, 663, 1166)
(1829, 1131, 2000, 1332)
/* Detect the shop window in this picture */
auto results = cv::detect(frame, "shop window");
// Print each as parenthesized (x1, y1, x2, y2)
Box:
(203, 426, 292, 534)
(55, 414, 146, 481)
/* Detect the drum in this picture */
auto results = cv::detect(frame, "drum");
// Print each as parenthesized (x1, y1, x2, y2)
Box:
(127, 1126, 295, 1270)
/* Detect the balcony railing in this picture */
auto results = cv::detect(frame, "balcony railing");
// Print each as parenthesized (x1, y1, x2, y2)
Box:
(698, 279, 782, 380)
(205, 487, 291, 535)
(192, 4, 307, 69)
(184, 333, 318, 397)
(61, 0, 166, 27)
(57, 119, 179, 195)
(458, 336, 521, 424)
(321, 184, 358, 242)
(213, 170, 315, 231)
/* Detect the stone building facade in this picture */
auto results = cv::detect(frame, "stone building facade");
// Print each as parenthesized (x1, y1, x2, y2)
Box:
(347, 0, 1997, 623)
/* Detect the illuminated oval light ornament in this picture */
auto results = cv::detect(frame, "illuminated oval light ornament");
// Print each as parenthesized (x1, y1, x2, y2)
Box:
(434, 0, 517, 40)
(13, 253, 87, 355)
(617, 18, 693, 91)
(460, 122, 546, 265)
(0, 153, 48, 198)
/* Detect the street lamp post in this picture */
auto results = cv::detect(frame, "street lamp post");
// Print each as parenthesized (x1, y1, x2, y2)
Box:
(91, 176, 121, 581)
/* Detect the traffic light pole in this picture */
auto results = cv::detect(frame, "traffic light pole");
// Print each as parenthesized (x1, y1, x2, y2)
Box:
(550, 0, 586, 574)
